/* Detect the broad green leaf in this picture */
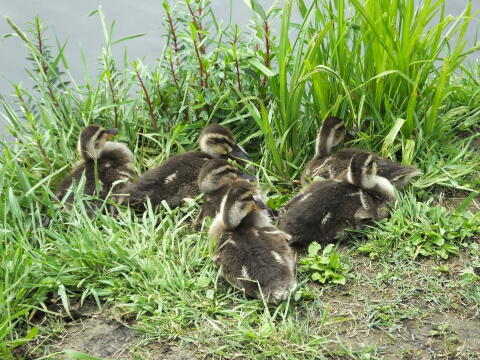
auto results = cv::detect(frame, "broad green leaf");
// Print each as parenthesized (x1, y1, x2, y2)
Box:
(307, 242, 321, 256)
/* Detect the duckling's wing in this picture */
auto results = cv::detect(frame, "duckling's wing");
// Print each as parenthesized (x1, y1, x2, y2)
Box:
(229, 229, 295, 302)
(278, 181, 350, 247)
(97, 152, 137, 197)
(124, 152, 209, 210)
(55, 162, 93, 201)
(302, 157, 333, 184)
(312, 149, 366, 180)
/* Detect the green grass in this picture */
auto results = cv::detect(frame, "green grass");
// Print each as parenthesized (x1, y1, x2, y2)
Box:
(1, 0, 480, 359)
(356, 190, 480, 259)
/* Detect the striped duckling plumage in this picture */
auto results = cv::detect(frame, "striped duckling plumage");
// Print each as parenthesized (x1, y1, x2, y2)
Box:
(55, 124, 135, 208)
(302, 117, 420, 187)
(209, 180, 296, 304)
(123, 124, 249, 211)
(280, 152, 395, 249)
(196, 158, 245, 229)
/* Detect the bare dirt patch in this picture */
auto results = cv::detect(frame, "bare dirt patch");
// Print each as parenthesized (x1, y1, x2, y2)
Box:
(25, 302, 199, 360)
(52, 315, 136, 359)
(317, 248, 480, 359)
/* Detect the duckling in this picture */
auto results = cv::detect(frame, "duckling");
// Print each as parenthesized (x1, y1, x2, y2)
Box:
(302, 117, 420, 187)
(55, 124, 136, 208)
(196, 158, 244, 229)
(196, 158, 263, 229)
(209, 180, 296, 304)
(123, 124, 250, 211)
(280, 152, 395, 249)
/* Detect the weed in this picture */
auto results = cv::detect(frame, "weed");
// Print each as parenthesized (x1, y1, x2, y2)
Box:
(357, 192, 480, 260)
(460, 267, 480, 285)
(298, 243, 349, 285)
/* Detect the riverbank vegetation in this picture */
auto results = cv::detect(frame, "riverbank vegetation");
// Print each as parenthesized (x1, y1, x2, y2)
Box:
(1, 0, 479, 358)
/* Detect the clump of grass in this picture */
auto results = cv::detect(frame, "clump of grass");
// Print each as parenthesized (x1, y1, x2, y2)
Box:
(246, 0, 479, 180)
(357, 192, 480, 260)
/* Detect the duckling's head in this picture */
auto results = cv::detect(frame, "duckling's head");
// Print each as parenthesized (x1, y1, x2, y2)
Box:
(315, 117, 345, 158)
(77, 125, 119, 160)
(346, 153, 395, 199)
(218, 180, 266, 231)
(198, 159, 244, 194)
(199, 124, 249, 161)
(346, 152, 377, 187)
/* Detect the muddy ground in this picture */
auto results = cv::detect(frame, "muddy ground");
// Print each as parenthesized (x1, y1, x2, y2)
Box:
(42, 302, 197, 360)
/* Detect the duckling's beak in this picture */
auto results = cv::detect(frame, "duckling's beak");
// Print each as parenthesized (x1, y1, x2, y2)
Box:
(229, 144, 250, 162)
(104, 128, 119, 140)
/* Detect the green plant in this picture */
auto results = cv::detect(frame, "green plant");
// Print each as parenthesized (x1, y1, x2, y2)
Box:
(460, 267, 480, 285)
(357, 193, 480, 259)
(298, 243, 349, 285)
(245, 0, 479, 181)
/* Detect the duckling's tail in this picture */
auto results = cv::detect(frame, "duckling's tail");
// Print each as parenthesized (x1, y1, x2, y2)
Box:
(381, 165, 421, 188)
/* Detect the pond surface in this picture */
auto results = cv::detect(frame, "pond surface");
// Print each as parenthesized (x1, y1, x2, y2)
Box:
(0, 0, 478, 138)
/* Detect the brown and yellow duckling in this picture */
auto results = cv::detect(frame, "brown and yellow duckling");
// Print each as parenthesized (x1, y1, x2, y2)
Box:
(302, 117, 420, 187)
(55, 124, 135, 208)
(280, 152, 395, 249)
(196, 158, 244, 229)
(123, 124, 250, 211)
(196, 158, 261, 229)
(209, 180, 296, 304)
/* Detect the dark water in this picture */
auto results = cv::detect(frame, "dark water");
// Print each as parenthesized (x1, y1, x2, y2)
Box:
(0, 0, 478, 137)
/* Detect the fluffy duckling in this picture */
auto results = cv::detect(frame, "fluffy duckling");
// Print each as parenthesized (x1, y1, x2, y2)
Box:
(55, 124, 136, 207)
(209, 180, 296, 304)
(123, 124, 250, 211)
(196, 158, 261, 229)
(280, 152, 395, 249)
(196, 158, 244, 229)
(302, 117, 420, 186)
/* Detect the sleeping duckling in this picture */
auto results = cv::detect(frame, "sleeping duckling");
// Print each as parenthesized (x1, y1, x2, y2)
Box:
(123, 124, 249, 211)
(209, 180, 296, 304)
(196, 158, 262, 229)
(302, 117, 420, 187)
(196, 158, 244, 229)
(280, 152, 395, 249)
(55, 124, 135, 208)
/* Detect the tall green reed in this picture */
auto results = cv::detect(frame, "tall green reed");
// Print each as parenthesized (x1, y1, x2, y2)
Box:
(246, 0, 478, 179)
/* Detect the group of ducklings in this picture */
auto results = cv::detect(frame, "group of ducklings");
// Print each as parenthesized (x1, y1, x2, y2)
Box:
(55, 119, 420, 304)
